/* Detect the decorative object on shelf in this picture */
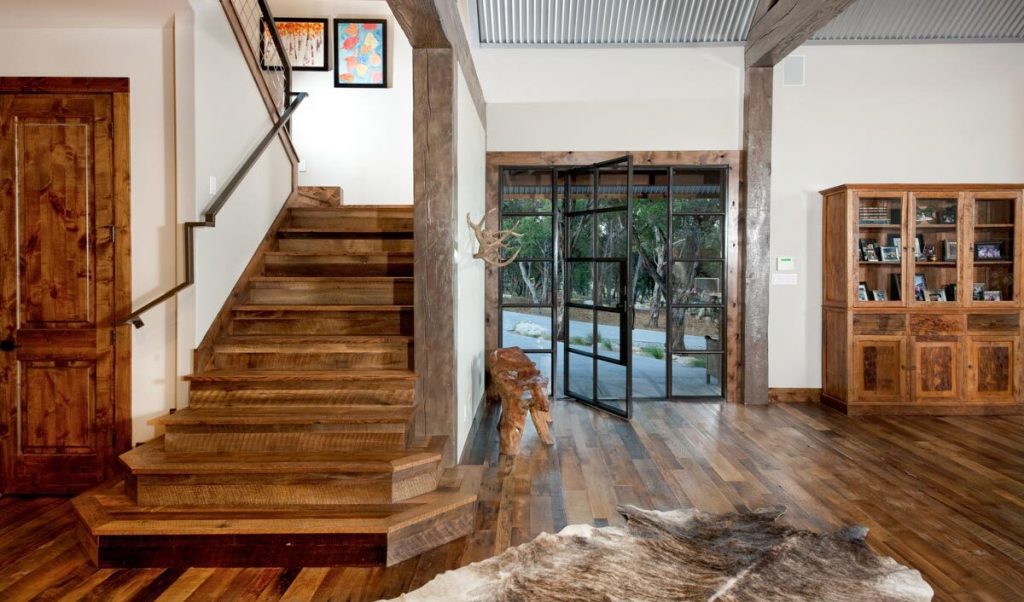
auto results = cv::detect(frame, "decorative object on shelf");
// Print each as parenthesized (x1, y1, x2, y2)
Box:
(859, 239, 879, 262)
(489, 347, 554, 460)
(889, 273, 902, 301)
(915, 206, 935, 224)
(467, 210, 522, 267)
(939, 206, 957, 224)
(943, 240, 957, 262)
(871, 290, 887, 301)
(926, 289, 947, 302)
(914, 273, 927, 301)
(973, 283, 986, 300)
(857, 282, 869, 302)
(914, 234, 925, 260)
(975, 241, 1005, 260)
(880, 246, 899, 263)
(983, 290, 1003, 301)
(888, 235, 902, 259)
(925, 245, 937, 262)
(261, 17, 329, 71)
(334, 19, 386, 88)
(944, 283, 957, 302)
(390, 505, 934, 602)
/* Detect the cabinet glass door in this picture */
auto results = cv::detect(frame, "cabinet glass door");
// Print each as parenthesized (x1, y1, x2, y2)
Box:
(968, 193, 1020, 305)
(910, 193, 962, 305)
(853, 193, 906, 305)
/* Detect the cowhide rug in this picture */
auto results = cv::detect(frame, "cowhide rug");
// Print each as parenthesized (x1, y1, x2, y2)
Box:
(388, 506, 932, 601)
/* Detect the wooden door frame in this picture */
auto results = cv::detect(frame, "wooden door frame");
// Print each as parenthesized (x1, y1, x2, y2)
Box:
(0, 77, 133, 467)
(485, 151, 743, 404)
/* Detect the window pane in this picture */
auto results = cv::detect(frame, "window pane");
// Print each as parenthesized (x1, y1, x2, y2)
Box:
(596, 211, 628, 257)
(502, 215, 552, 259)
(501, 169, 553, 213)
(670, 307, 722, 352)
(596, 360, 627, 410)
(524, 352, 553, 395)
(596, 262, 623, 307)
(502, 261, 552, 305)
(568, 262, 593, 306)
(567, 351, 593, 399)
(568, 214, 592, 258)
(595, 310, 621, 359)
(672, 354, 722, 396)
(502, 308, 553, 351)
(671, 262, 723, 305)
(672, 170, 724, 213)
(672, 215, 723, 259)
(597, 167, 629, 209)
(568, 307, 594, 352)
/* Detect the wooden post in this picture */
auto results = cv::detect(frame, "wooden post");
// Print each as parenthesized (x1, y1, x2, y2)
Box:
(742, 67, 773, 405)
(412, 47, 458, 462)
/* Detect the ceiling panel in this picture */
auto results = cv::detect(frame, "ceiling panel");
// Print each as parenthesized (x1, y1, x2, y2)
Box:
(813, 0, 1024, 42)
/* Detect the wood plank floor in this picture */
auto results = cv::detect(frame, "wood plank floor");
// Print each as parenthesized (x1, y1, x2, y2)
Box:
(2, 400, 1023, 601)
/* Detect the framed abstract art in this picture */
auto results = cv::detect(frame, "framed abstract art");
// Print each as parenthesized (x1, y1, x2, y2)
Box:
(261, 17, 329, 71)
(334, 19, 387, 88)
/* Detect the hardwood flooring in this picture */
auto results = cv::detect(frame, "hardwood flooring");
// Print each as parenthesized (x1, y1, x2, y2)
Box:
(3, 400, 1023, 600)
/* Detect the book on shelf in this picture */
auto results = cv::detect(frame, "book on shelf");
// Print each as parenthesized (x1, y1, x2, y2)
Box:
(858, 206, 901, 225)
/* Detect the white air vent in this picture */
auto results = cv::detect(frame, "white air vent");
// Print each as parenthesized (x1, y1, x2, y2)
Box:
(783, 55, 805, 87)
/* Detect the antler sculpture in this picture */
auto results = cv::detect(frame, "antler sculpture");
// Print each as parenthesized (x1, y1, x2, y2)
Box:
(467, 209, 522, 267)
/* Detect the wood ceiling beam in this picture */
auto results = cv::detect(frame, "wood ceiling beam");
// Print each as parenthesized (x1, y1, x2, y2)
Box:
(745, 0, 858, 67)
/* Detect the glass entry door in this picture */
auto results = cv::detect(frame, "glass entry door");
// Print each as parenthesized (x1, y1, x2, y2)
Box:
(562, 156, 634, 418)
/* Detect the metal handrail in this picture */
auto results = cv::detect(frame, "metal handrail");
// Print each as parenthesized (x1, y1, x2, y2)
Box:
(122, 92, 307, 328)
(256, 0, 293, 110)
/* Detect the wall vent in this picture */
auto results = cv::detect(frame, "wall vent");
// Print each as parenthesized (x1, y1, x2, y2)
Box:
(783, 55, 805, 86)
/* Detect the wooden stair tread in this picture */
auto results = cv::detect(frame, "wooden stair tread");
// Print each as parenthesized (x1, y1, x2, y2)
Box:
(278, 228, 414, 236)
(154, 405, 415, 426)
(265, 251, 414, 257)
(249, 276, 413, 283)
(291, 205, 413, 212)
(121, 436, 444, 474)
(234, 304, 413, 312)
(186, 369, 415, 383)
(215, 335, 412, 348)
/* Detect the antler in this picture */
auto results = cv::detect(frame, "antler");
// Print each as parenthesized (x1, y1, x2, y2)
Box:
(467, 209, 522, 267)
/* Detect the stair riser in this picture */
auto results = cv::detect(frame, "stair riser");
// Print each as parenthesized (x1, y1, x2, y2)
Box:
(276, 238, 414, 254)
(164, 427, 411, 453)
(188, 388, 415, 406)
(288, 216, 412, 231)
(127, 468, 440, 506)
(264, 260, 413, 277)
(244, 283, 413, 305)
(231, 313, 413, 336)
(212, 350, 412, 370)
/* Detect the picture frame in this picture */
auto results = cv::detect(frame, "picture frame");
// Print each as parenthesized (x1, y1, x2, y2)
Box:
(857, 282, 870, 302)
(261, 17, 330, 71)
(888, 235, 902, 260)
(915, 206, 935, 224)
(926, 289, 947, 302)
(879, 246, 899, 263)
(973, 283, 986, 301)
(335, 18, 387, 88)
(889, 273, 902, 301)
(975, 241, 1004, 261)
(944, 283, 957, 302)
(859, 239, 879, 262)
(871, 290, 888, 302)
(983, 290, 1003, 302)
(942, 240, 957, 262)
(914, 273, 927, 301)
(914, 234, 925, 260)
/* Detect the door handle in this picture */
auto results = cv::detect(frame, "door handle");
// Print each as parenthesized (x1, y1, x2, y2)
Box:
(0, 339, 20, 352)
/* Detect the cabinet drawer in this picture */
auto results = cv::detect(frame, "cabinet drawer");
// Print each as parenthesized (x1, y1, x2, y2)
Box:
(910, 314, 964, 335)
(966, 313, 1020, 333)
(853, 314, 906, 335)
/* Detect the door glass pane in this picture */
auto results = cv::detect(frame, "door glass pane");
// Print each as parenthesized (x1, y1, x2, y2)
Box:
(569, 172, 594, 212)
(568, 307, 594, 352)
(568, 262, 593, 305)
(502, 307, 553, 350)
(672, 170, 724, 213)
(672, 215, 723, 259)
(597, 167, 629, 209)
(671, 307, 722, 352)
(524, 351, 553, 395)
(502, 215, 552, 259)
(632, 186, 669, 399)
(596, 211, 628, 257)
(502, 261, 552, 305)
(671, 262, 723, 305)
(672, 354, 722, 396)
(596, 360, 627, 410)
(911, 196, 958, 305)
(595, 310, 621, 359)
(972, 198, 1016, 302)
(596, 262, 622, 307)
(856, 195, 903, 303)
(501, 169, 553, 213)
(568, 214, 593, 258)
(567, 352, 593, 399)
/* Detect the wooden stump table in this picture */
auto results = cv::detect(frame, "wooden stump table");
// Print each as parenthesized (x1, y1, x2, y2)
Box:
(489, 347, 554, 457)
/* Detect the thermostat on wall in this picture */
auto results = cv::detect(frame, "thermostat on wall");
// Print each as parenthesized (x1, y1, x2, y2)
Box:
(776, 256, 794, 271)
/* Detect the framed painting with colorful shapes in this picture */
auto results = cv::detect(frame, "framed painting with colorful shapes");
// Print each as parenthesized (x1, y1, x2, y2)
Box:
(334, 18, 387, 88)
(261, 17, 330, 71)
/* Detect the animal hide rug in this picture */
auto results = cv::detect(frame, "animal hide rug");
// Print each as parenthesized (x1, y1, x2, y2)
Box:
(388, 505, 932, 601)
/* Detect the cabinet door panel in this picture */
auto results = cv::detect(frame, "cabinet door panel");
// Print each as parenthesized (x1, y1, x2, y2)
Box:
(912, 339, 960, 400)
(853, 337, 905, 402)
(966, 337, 1018, 402)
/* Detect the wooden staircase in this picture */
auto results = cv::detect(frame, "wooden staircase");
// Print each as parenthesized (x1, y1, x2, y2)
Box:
(73, 204, 477, 568)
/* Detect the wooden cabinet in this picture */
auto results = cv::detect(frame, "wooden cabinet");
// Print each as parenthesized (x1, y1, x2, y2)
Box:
(821, 184, 1023, 415)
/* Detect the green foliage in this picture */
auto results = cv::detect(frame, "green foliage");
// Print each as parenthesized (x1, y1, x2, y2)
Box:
(642, 345, 665, 360)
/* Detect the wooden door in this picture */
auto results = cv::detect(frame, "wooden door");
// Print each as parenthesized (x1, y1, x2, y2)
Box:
(0, 91, 118, 493)
(911, 337, 961, 401)
(965, 336, 1019, 402)
(852, 336, 905, 402)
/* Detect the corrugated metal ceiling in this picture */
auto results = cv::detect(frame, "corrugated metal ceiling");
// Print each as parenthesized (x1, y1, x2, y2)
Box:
(476, 0, 1024, 46)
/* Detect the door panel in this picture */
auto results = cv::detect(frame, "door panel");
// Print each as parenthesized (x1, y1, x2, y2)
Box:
(966, 337, 1018, 402)
(912, 338, 960, 401)
(853, 336, 905, 402)
(0, 92, 116, 494)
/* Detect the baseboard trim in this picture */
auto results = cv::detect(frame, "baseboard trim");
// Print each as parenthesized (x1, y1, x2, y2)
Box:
(458, 391, 488, 466)
(769, 387, 822, 403)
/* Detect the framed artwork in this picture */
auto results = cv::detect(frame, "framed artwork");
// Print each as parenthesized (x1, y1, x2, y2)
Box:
(335, 19, 387, 88)
(983, 290, 1003, 301)
(857, 282, 869, 302)
(975, 241, 1004, 261)
(973, 283, 986, 300)
(261, 18, 329, 71)
(914, 273, 927, 301)
(942, 240, 957, 262)
(926, 289, 947, 302)
(888, 234, 902, 260)
(889, 273, 902, 301)
(880, 246, 899, 263)
(872, 290, 887, 301)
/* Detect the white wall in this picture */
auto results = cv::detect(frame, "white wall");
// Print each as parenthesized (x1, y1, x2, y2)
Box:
(0, 25, 179, 443)
(269, 0, 414, 204)
(481, 46, 744, 151)
(770, 43, 1024, 388)
(455, 69, 487, 459)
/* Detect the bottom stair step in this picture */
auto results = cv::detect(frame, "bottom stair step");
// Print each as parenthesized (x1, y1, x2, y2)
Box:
(121, 436, 446, 506)
(73, 467, 479, 568)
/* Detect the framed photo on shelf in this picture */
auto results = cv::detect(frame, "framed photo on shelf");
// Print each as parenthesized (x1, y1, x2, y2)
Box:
(983, 290, 1003, 302)
(915, 206, 935, 224)
(973, 283, 986, 301)
(914, 234, 925, 260)
(888, 235, 902, 259)
(942, 240, 957, 262)
(859, 239, 879, 262)
(880, 246, 899, 262)
(944, 283, 957, 302)
(889, 273, 902, 301)
(975, 241, 1004, 261)
(914, 273, 927, 301)
(926, 289, 947, 302)
(871, 290, 888, 301)
(857, 282, 870, 302)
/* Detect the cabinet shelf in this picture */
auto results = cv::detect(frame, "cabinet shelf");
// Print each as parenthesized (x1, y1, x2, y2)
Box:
(822, 184, 1023, 416)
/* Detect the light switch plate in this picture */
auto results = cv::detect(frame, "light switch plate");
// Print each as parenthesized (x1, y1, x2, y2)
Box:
(777, 256, 794, 271)
(209, 176, 218, 195)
